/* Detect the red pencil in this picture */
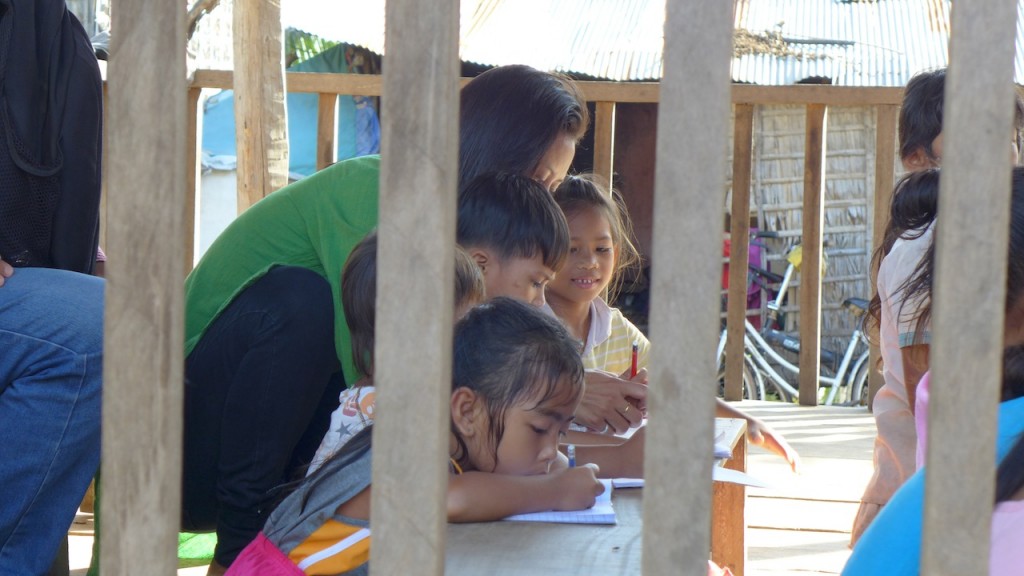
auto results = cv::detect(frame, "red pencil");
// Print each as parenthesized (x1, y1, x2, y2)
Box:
(630, 341, 638, 378)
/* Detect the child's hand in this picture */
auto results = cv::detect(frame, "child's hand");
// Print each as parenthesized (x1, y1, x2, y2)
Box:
(746, 418, 801, 473)
(0, 257, 12, 287)
(575, 370, 648, 434)
(551, 463, 604, 511)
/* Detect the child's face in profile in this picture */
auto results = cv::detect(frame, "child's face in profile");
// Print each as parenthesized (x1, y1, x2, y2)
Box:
(481, 253, 555, 307)
(469, 379, 580, 476)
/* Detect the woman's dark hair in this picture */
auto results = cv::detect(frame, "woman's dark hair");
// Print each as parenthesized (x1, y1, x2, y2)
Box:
(342, 232, 488, 379)
(459, 65, 589, 188)
(457, 172, 570, 272)
(884, 167, 1024, 344)
(865, 169, 941, 338)
(995, 346, 1024, 503)
(450, 297, 584, 471)
(552, 174, 642, 302)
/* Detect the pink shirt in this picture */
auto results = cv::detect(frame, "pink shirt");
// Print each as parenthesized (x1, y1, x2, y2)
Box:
(915, 371, 930, 469)
(991, 499, 1024, 573)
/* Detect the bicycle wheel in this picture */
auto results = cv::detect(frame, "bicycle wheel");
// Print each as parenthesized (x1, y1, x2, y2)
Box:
(716, 356, 762, 400)
(850, 352, 871, 407)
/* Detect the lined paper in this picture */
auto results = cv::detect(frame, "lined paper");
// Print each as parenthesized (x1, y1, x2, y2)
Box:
(502, 479, 615, 524)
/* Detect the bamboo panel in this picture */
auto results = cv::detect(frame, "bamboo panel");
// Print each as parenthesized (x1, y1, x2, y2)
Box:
(922, 1, 1018, 573)
(643, 1, 731, 574)
(371, 0, 459, 574)
(798, 104, 827, 406)
(101, 0, 185, 572)
(725, 104, 755, 401)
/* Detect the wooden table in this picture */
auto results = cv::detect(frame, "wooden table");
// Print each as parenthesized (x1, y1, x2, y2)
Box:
(445, 418, 748, 575)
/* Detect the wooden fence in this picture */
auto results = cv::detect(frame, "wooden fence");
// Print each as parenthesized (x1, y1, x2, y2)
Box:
(102, 0, 1015, 574)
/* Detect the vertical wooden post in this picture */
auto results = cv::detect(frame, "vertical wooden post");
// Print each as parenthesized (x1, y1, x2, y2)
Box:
(725, 104, 755, 401)
(233, 0, 288, 213)
(594, 101, 616, 186)
(185, 86, 202, 274)
(371, 0, 459, 574)
(316, 93, 338, 171)
(643, 1, 732, 574)
(798, 104, 827, 406)
(868, 104, 898, 408)
(922, 1, 1018, 573)
(102, 0, 185, 572)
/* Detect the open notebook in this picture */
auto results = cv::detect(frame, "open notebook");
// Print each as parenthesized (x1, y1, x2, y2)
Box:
(502, 479, 615, 524)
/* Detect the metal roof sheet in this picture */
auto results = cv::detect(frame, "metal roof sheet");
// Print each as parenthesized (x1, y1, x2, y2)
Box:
(278, 0, 1024, 86)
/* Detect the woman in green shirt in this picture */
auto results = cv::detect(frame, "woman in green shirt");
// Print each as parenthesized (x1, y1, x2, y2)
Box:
(182, 65, 590, 571)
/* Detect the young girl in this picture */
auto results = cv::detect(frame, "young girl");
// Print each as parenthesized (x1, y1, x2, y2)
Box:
(844, 166, 1024, 575)
(545, 175, 800, 472)
(226, 297, 604, 575)
(307, 231, 486, 476)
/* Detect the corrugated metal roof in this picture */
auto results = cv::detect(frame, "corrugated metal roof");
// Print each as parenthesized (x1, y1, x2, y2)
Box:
(278, 0, 1024, 86)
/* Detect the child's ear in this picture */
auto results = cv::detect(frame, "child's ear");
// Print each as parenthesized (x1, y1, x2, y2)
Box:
(902, 147, 935, 171)
(450, 387, 482, 436)
(468, 248, 490, 274)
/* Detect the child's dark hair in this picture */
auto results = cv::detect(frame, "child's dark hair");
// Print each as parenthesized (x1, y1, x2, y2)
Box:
(450, 297, 584, 471)
(342, 231, 487, 379)
(552, 174, 643, 301)
(459, 65, 589, 188)
(995, 345, 1024, 503)
(457, 172, 570, 272)
(885, 167, 1024, 343)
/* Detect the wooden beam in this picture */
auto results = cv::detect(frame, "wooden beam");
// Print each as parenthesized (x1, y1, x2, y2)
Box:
(371, 0, 459, 574)
(185, 87, 202, 275)
(316, 93, 338, 171)
(189, 70, 906, 107)
(643, 1, 731, 574)
(593, 101, 616, 184)
(725, 104, 755, 401)
(868, 104, 898, 407)
(921, 1, 1018, 573)
(101, 0, 185, 572)
(798, 104, 827, 406)
(233, 0, 288, 213)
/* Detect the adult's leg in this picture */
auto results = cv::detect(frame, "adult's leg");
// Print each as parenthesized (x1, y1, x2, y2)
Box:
(0, 268, 103, 574)
(182, 266, 344, 566)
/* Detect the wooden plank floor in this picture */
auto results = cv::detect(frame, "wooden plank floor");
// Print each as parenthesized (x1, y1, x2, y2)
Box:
(66, 400, 876, 575)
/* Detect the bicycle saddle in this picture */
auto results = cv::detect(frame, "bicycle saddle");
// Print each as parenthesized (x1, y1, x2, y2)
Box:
(842, 297, 869, 317)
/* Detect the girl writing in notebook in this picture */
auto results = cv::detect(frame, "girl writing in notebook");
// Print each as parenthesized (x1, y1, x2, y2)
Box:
(227, 296, 604, 575)
(545, 175, 800, 472)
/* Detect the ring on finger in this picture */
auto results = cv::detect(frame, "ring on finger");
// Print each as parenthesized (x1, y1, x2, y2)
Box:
(622, 404, 631, 414)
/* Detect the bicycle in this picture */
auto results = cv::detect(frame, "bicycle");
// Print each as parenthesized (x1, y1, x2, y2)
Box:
(716, 232, 872, 406)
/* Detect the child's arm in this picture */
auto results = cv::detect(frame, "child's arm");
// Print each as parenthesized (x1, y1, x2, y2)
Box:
(715, 398, 800, 472)
(902, 344, 930, 413)
(574, 426, 645, 479)
(447, 465, 603, 523)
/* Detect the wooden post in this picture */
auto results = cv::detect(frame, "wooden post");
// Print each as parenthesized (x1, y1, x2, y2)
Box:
(868, 104, 898, 408)
(921, 1, 1018, 573)
(725, 104, 755, 401)
(316, 93, 338, 171)
(233, 0, 288, 213)
(594, 101, 616, 186)
(643, 2, 732, 574)
(185, 87, 202, 274)
(798, 104, 827, 406)
(371, 0, 459, 574)
(101, 0, 185, 572)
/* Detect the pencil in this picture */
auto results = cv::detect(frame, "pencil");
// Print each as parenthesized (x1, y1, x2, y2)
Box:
(567, 444, 576, 467)
(630, 341, 639, 378)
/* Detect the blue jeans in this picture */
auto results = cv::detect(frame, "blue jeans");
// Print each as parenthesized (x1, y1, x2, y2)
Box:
(0, 268, 103, 575)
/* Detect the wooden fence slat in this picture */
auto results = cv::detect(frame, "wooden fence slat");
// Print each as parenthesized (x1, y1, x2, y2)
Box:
(233, 0, 288, 213)
(593, 101, 616, 185)
(798, 104, 827, 406)
(189, 70, 905, 107)
(316, 93, 338, 171)
(643, 1, 732, 574)
(185, 87, 202, 275)
(101, 0, 185, 572)
(725, 104, 755, 401)
(921, 1, 1019, 572)
(371, 0, 459, 574)
(868, 104, 898, 406)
